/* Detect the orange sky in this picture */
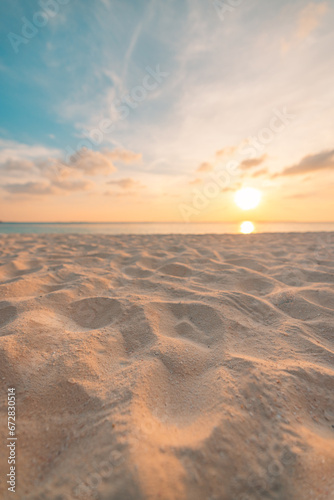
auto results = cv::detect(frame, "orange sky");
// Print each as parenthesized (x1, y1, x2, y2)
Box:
(1, 1, 334, 222)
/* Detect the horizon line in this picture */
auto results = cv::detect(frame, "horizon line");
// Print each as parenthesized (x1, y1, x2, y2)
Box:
(1, 221, 334, 225)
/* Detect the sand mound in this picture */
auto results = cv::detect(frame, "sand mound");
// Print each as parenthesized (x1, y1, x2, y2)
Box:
(0, 232, 333, 500)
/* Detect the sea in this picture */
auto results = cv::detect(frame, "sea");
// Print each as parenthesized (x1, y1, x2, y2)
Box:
(0, 222, 334, 235)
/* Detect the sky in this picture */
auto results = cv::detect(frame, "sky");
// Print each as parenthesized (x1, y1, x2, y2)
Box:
(0, 0, 334, 222)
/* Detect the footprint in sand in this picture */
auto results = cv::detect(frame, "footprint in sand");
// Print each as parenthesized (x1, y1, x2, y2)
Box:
(157, 263, 192, 278)
(149, 301, 224, 346)
(4, 259, 43, 278)
(0, 302, 18, 329)
(123, 266, 153, 279)
(69, 297, 122, 329)
(271, 292, 333, 321)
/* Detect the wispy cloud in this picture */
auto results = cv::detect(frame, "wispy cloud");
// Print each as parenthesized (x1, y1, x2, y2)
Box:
(0, 139, 61, 164)
(215, 147, 237, 158)
(189, 178, 202, 186)
(107, 177, 145, 190)
(275, 149, 334, 176)
(2, 158, 36, 174)
(196, 162, 214, 173)
(2, 178, 94, 195)
(252, 167, 268, 177)
(281, 1, 328, 53)
(3, 181, 57, 195)
(284, 190, 319, 199)
(240, 154, 267, 170)
(297, 2, 328, 40)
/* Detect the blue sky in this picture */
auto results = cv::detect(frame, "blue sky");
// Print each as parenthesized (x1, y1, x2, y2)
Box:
(1, 0, 334, 221)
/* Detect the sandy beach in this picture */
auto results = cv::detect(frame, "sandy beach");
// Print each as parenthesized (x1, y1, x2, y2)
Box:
(0, 232, 333, 500)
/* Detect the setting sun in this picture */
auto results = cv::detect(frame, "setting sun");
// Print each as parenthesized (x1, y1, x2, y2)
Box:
(234, 188, 262, 210)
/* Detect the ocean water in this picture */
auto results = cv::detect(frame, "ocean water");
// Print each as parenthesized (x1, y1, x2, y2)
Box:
(1, 222, 334, 235)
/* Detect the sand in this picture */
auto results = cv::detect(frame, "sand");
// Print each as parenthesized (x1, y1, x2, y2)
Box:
(0, 232, 333, 500)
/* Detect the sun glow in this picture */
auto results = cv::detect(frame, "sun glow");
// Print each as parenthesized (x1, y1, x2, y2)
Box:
(240, 221, 255, 234)
(235, 188, 262, 210)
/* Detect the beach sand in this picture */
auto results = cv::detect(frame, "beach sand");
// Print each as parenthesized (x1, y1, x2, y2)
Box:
(0, 232, 333, 500)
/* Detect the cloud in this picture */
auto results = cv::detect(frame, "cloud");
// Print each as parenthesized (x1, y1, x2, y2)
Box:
(104, 190, 136, 197)
(107, 177, 145, 190)
(196, 162, 213, 173)
(276, 149, 334, 176)
(2, 158, 37, 173)
(1, 142, 141, 178)
(297, 2, 328, 40)
(106, 149, 142, 164)
(0, 144, 142, 196)
(2, 182, 57, 195)
(252, 168, 268, 177)
(189, 178, 202, 186)
(0, 139, 61, 164)
(64, 148, 142, 175)
(52, 179, 95, 191)
(196, 147, 238, 175)
(42, 160, 81, 181)
(39, 147, 141, 178)
(240, 155, 267, 170)
(284, 191, 318, 199)
(67, 149, 118, 175)
(282, 2, 328, 53)
(2, 179, 94, 196)
(215, 147, 237, 158)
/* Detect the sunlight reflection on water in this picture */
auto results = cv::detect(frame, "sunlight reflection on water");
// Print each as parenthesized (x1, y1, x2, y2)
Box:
(240, 221, 255, 234)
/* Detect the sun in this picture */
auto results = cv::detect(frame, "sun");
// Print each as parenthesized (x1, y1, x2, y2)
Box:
(234, 187, 262, 210)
